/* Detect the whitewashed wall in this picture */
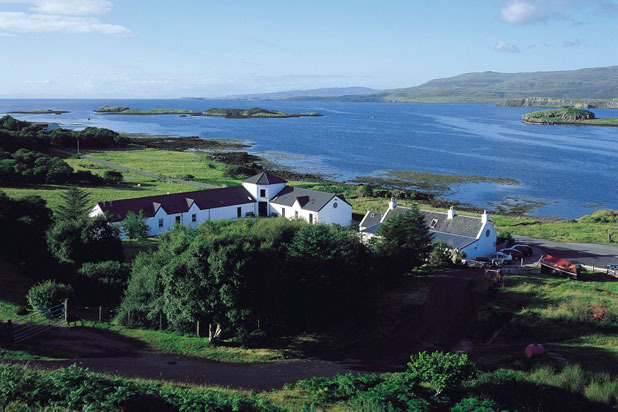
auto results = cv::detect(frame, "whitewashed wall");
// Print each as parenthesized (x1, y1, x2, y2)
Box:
(316, 196, 352, 227)
(462, 219, 497, 259)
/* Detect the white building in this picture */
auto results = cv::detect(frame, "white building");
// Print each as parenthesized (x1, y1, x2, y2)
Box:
(89, 172, 352, 237)
(359, 201, 497, 260)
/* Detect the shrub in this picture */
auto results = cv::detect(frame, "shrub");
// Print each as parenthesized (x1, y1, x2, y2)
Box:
(77, 260, 130, 305)
(26, 280, 73, 313)
(296, 373, 384, 402)
(103, 170, 123, 184)
(450, 397, 508, 412)
(407, 351, 476, 395)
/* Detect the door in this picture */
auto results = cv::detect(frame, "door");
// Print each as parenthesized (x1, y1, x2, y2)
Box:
(258, 202, 268, 217)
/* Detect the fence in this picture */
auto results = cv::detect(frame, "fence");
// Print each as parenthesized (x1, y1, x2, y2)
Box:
(10, 302, 66, 343)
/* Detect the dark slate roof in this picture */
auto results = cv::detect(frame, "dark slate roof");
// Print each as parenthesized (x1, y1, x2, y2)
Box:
(380, 207, 483, 238)
(242, 172, 287, 185)
(95, 186, 255, 222)
(360, 211, 383, 229)
(270, 187, 343, 212)
(431, 232, 477, 249)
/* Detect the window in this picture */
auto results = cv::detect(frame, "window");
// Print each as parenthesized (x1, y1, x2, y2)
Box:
(333, 202, 338, 208)
(295, 210, 298, 218)
(309, 214, 313, 224)
(237, 207, 242, 218)
(158, 218, 163, 228)
(486, 229, 491, 237)
(192, 214, 196, 223)
(175, 216, 181, 224)
(281, 207, 285, 217)
(260, 189, 266, 197)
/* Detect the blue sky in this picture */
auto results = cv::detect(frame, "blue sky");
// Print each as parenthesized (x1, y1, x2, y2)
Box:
(1, 0, 617, 98)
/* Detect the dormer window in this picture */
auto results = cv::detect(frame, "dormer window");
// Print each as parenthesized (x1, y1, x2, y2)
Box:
(429, 218, 438, 229)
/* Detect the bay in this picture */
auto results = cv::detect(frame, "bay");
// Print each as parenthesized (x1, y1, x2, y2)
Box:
(1, 98, 617, 219)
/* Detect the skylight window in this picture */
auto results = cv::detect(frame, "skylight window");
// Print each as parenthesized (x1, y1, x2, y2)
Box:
(430, 218, 438, 229)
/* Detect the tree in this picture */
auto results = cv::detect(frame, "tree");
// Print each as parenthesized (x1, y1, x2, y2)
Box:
(56, 187, 91, 221)
(47, 215, 123, 265)
(26, 280, 73, 313)
(103, 170, 123, 184)
(121, 210, 149, 240)
(376, 206, 433, 275)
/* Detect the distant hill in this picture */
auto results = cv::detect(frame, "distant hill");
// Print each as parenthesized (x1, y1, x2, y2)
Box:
(370, 66, 618, 104)
(224, 87, 379, 100)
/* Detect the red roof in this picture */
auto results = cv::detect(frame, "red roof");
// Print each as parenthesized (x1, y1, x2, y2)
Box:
(96, 186, 255, 222)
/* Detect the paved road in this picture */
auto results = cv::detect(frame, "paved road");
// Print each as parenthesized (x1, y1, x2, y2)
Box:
(518, 236, 618, 268)
(53, 148, 218, 190)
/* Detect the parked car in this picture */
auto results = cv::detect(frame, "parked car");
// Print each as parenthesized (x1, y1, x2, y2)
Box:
(500, 248, 524, 260)
(512, 244, 533, 257)
(607, 264, 618, 277)
(489, 252, 513, 267)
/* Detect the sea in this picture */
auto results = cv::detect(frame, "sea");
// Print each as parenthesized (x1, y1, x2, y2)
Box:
(1, 98, 617, 219)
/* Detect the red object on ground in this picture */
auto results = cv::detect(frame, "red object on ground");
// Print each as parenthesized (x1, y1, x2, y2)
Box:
(525, 343, 544, 358)
(540, 255, 579, 276)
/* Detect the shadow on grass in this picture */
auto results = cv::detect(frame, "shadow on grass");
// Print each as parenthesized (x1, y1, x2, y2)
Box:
(0, 325, 147, 360)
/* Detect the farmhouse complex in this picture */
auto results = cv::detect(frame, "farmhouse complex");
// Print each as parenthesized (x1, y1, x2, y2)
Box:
(90, 172, 352, 236)
(360, 201, 497, 260)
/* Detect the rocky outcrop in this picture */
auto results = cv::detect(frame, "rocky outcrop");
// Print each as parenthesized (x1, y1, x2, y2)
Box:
(499, 97, 618, 109)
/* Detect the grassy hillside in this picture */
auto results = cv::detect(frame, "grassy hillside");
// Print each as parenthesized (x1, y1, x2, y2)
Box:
(293, 66, 618, 104)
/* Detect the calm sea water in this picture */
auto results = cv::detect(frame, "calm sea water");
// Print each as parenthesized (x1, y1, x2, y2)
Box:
(1, 98, 617, 219)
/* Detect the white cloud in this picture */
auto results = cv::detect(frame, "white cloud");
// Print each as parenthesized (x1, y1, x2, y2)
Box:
(0, 11, 131, 36)
(495, 40, 520, 53)
(0, 0, 111, 16)
(500, 0, 548, 24)
(0, 0, 131, 36)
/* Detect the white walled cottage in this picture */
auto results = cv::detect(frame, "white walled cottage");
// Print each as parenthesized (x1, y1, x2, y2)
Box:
(359, 201, 497, 260)
(89, 172, 352, 237)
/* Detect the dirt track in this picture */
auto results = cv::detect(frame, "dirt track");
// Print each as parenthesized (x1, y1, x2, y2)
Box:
(10, 270, 482, 390)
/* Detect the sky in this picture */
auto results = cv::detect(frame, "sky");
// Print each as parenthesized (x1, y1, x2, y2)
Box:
(1, 0, 618, 98)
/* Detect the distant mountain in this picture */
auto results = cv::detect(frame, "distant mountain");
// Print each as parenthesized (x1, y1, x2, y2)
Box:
(373, 66, 618, 104)
(225, 87, 379, 100)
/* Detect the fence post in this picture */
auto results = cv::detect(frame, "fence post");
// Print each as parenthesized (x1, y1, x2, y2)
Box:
(159, 314, 162, 330)
(98, 306, 102, 323)
(196, 320, 200, 338)
(64, 299, 69, 326)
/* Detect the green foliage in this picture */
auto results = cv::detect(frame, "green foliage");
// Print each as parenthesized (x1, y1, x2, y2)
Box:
(225, 164, 255, 178)
(103, 169, 123, 183)
(407, 351, 476, 395)
(361, 183, 375, 197)
(450, 397, 508, 412)
(47, 215, 123, 265)
(376, 206, 433, 275)
(121, 210, 149, 240)
(0, 191, 53, 267)
(0, 363, 286, 412)
(26, 280, 73, 312)
(429, 241, 464, 267)
(496, 231, 513, 245)
(119, 218, 371, 341)
(55, 186, 91, 221)
(295, 373, 384, 402)
(579, 209, 618, 224)
(77, 260, 130, 305)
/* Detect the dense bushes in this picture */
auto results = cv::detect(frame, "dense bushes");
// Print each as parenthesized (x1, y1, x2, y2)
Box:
(26, 280, 73, 312)
(119, 218, 377, 342)
(77, 261, 130, 305)
(0, 363, 285, 412)
(407, 351, 476, 395)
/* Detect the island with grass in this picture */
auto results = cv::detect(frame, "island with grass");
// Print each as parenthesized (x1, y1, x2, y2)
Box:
(522, 108, 618, 126)
(95, 106, 199, 115)
(7, 109, 69, 115)
(94, 105, 323, 118)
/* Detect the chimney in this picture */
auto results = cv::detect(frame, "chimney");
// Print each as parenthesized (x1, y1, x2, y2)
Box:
(388, 196, 397, 210)
(482, 210, 489, 224)
(447, 206, 456, 219)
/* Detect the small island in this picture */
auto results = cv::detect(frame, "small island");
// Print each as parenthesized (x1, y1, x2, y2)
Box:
(7, 109, 69, 115)
(522, 108, 618, 126)
(202, 107, 322, 118)
(94, 106, 323, 118)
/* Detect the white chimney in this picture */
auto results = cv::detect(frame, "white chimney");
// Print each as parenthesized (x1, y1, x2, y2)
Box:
(388, 196, 397, 210)
(482, 210, 489, 224)
(447, 206, 456, 219)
